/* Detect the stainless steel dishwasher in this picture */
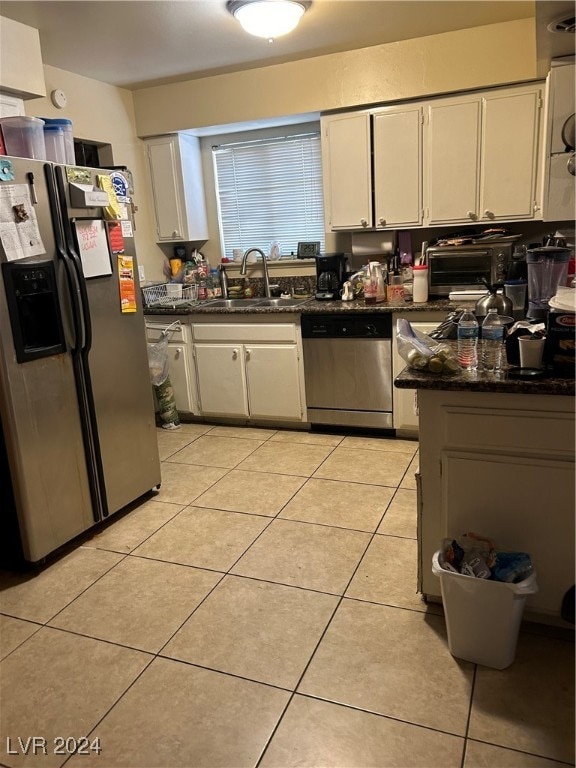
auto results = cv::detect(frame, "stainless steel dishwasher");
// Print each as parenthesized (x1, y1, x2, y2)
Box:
(301, 314, 393, 429)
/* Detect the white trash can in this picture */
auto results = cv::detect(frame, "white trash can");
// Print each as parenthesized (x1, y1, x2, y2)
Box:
(432, 550, 538, 669)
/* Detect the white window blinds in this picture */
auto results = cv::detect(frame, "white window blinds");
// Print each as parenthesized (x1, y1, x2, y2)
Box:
(213, 132, 325, 259)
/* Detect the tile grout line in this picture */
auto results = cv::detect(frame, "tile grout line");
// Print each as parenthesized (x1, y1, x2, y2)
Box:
(255, 476, 405, 766)
(460, 663, 478, 768)
(255, 447, 429, 764)
(0, 617, 44, 664)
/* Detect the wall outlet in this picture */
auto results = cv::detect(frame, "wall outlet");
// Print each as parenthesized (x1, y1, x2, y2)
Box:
(138, 265, 146, 282)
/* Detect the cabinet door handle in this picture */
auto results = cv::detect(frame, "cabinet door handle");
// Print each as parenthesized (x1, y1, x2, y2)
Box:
(483, 209, 494, 219)
(360, 218, 368, 227)
(245, 348, 251, 361)
(175, 347, 182, 359)
(378, 217, 386, 226)
(232, 348, 238, 360)
(172, 229, 180, 238)
(467, 211, 477, 220)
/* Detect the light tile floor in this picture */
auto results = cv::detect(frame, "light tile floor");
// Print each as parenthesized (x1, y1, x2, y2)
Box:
(0, 424, 574, 768)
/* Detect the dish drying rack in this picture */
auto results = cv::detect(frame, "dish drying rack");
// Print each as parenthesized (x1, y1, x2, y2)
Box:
(141, 283, 198, 308)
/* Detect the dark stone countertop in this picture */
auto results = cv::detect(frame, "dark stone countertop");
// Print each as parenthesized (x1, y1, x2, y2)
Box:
(143, 297, 469, 316)
(395, 362, 575, 396)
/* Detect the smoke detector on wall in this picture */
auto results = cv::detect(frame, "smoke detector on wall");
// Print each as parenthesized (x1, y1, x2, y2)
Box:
(547, 14, 575, 34)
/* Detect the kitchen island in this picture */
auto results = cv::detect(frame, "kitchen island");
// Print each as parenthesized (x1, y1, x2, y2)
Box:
(395, 365, 575, 626)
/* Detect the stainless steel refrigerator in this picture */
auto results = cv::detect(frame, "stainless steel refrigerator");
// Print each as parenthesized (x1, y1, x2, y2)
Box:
(0, 156, 161, 563)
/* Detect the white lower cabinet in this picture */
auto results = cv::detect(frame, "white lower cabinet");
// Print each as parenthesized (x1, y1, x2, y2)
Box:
(392, 312, 445, 434)
(194, 344, 248, 417)
(245, 344, 302, 420)
(192, 321, 305, 422)
(145, 320, 198, 415)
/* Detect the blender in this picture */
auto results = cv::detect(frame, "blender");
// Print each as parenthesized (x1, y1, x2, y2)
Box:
(526, 246, 571, 320)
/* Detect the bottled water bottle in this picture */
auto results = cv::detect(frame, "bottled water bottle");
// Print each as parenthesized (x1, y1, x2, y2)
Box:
(457, 310, 479, 369)
(481, 309, 504, 371)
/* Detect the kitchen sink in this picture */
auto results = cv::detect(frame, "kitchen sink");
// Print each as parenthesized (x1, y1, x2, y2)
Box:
(204, 297, 310, 309)
(255, 298, 310, 307)
(203, 299, 262, 308)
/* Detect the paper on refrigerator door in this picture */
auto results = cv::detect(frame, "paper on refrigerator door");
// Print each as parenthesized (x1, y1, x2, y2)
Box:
(0, 184, 45, 260)
(118, 254, 137, 313)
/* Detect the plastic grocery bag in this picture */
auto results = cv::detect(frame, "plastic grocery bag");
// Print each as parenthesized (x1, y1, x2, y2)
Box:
(147, 334, 180, 429)
(147, 336, 169, 386)
(396, 318, 460, 374)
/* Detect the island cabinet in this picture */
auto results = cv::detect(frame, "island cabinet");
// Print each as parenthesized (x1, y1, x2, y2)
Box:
(192, 320, 306, 422)
(417, 389, 575, 625)
(145, 134, 208, 243)
(425, 83, 544, 226)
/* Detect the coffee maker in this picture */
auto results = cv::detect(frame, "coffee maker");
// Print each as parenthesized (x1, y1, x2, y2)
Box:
(315, 253, 346, 300)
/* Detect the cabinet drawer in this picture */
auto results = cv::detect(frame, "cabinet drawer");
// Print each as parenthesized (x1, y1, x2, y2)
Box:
(443, 405, 575, 457)
(193, 323, 297, 343)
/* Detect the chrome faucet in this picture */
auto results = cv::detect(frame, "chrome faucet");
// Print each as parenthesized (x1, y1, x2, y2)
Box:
(240, 248, 271, 298)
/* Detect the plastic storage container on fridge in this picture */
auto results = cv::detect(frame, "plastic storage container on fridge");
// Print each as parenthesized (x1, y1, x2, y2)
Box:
(0, 116, 46, 160)
(432, 551, 538, 669)
(43, 125, 66, 163)
(41, 118, 75, 164)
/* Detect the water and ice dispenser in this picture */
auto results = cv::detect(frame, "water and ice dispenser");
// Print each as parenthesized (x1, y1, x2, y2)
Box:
(2, 260, 65, 363)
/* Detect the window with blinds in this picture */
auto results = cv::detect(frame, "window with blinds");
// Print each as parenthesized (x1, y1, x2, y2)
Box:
(213, 132, 325, 259)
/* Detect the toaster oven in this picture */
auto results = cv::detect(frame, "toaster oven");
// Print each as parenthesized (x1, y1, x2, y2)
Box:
(427, 242, 514, 297)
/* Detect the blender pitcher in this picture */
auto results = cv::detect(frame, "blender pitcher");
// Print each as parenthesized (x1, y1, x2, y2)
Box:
(526, 246, 571, 319)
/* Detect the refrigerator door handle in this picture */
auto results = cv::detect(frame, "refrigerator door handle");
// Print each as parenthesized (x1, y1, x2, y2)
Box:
(54, 166, 92, 354)
(45, 164, 82, 353)
(53, 165, 108, 522)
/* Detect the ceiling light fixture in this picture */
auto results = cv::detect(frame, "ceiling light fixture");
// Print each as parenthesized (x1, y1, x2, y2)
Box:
(228, 0, 310, 40)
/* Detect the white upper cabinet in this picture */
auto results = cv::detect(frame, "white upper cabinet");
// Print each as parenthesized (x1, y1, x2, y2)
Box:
(373, 105, 423, 228)
(480, 87, 542, 222)
(0, 17, 46, 99)
(321, 112, 372, 230)
(145, 134, 209, 243)
(322, 82, 544, 232)
(425, 84, 543, 226)
(425, 96, 482, 226)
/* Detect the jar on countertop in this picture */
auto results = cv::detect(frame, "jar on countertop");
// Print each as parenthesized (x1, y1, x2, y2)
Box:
(412, 265, 429, 303)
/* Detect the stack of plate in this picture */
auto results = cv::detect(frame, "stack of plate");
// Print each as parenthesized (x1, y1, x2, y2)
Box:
(549, 287, 575, 312)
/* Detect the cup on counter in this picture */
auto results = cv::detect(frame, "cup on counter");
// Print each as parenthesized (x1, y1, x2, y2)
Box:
(518, 336, 545, 369)
(504, 281, 527, 314)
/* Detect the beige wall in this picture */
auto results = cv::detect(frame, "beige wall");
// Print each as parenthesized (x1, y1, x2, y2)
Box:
(9, 15, 539, 280)
(134, 18, 537, 136)
(24, 65, 165, 281)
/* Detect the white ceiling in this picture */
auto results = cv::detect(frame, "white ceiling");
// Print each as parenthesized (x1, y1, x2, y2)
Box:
(0, 0, 549, 91)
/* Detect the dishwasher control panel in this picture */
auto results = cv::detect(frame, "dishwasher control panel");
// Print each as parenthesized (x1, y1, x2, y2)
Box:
(301, 314, 392, 339)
